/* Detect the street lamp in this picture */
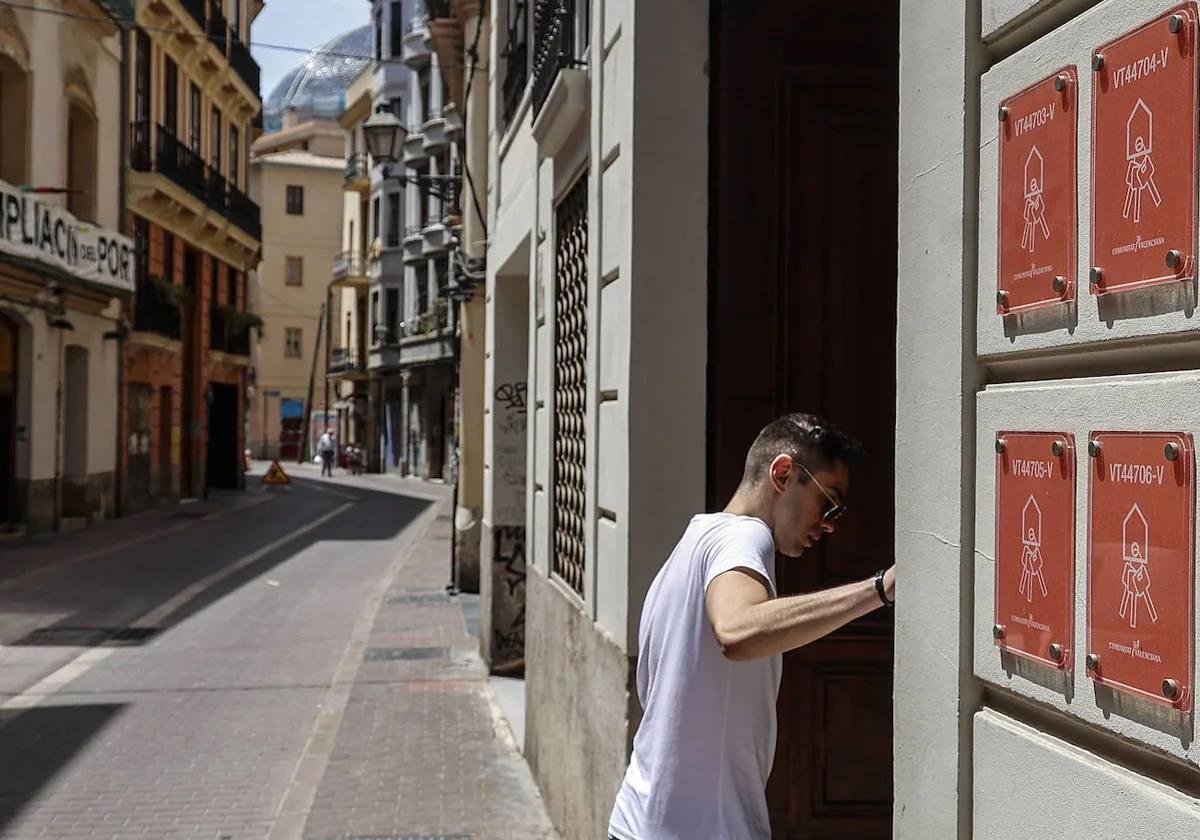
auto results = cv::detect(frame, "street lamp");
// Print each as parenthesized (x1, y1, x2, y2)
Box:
(361, 104, 462, 202)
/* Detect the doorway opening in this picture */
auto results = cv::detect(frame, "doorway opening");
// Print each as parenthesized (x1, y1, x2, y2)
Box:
(206, 382, 240, 490)
(708, 2, 899, 837)
(0, 313, 17, 526)
(62, 344, 89, 518)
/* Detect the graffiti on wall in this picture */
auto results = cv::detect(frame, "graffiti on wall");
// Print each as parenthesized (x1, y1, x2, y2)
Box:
(493, 381, 528, 526)
(492, 524, 527, 654)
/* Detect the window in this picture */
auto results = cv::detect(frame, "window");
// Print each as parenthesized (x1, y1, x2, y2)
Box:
(230, 0, 240, 36)
(387, 193, 401, 246)
(390, 97, 404, 118)
(66, 101, 97, 220)
(189, 82, 202, 154)
(374, 13, 382, 61)
(390, 2, 403, 56)
(134, 216, 150, 287)
(285, 328, 303, 358)
(162, 230, 175, 283)
(285, 256, 303, 286)
(286, 185, 304, 215)
(228, 264, 238, 306)
(164, 56, 178, 135)
(385, 288, 399, 340)
(135, 30, 151, 123)
(372, 197, 380, 240)
(229, 124, 240, 187)
(210, 106, 222, 171)
(370, 291, 380, 343)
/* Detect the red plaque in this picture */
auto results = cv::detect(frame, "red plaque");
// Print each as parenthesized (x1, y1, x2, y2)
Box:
(995, 433, 1076, 668)
(998, 70, 1078, 314)
(1091, 5, 1199, 295)
(1087, 432, 1195, 710)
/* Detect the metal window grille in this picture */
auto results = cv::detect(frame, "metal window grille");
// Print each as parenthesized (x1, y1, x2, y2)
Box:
(551, 175, 588, 595)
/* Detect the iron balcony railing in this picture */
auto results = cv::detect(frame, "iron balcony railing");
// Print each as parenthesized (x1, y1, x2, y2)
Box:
(209, 308, 252, 355)
(133, 286, 182, 340)
(531, 0, 579, 115)
(179, 0, 206, 30)
(227, 181, 262, 240)
(502, 1, 529, 126)
(207, 0, 228, 47)
(229, 36, 261, 96)
(328, 346, 367, 375)
(345, 153, 369, 183)
(131, 121, 261, 242)
(130, 121, 208, 204)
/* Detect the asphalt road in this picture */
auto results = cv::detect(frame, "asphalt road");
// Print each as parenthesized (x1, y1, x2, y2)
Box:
(0, 470, 557, 840)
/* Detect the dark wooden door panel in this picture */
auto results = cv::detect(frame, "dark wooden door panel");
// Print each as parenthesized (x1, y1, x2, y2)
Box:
(710, 2, 899, 838)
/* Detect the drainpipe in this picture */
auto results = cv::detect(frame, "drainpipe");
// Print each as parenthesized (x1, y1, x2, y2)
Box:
(114, 25, 130, 518)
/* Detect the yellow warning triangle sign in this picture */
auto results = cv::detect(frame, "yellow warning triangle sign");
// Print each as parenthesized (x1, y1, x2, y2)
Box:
(261, 460, 292, 485)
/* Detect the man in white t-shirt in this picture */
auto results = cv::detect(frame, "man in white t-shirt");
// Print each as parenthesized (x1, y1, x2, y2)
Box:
(608, 413, 897, 840)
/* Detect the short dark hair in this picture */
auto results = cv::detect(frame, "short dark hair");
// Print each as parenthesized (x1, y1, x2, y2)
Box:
(740, 413, 865, 488)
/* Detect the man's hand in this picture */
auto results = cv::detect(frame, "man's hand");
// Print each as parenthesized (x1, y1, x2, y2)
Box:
(882, 565, 896, 602)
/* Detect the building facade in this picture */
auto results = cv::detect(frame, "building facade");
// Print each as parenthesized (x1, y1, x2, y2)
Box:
(328, 67, 374, 468)
(367, 0, 460, 487)
(0, 1, 136, 534)
(249, 117, 348, 461)
(486, 1, 1200, 840)
(121, 0, 263, 507)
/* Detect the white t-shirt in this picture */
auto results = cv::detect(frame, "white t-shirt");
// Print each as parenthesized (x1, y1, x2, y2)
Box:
(609, 513, 781, 840)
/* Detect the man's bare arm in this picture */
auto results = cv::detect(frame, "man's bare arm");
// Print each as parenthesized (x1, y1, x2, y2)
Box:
(705, 565, 895, 661)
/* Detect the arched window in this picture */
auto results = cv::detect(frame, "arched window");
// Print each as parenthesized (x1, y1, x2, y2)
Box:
(66, 98, 98, 221)
(0, 52, 30, 185)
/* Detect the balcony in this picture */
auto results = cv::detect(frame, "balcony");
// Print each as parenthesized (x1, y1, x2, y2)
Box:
(532, 0, 580, 116)
(422, 116, 448, 154)
(402, 226, 426, 265)
(502, 1, 529, 126)
(128, 120, 262, 264)
(227, 181, 262, 241)
(229, 36, 261, 97)
(368, 304, 453, 371)
(132, 284, 182, 344)
(332, 251, 369, 287)
(344, 153, 370, 193)
(328, 346, 368, 378)
(443, 101, 463, 144)
(402, 132, 429, 168)
(131, 121, 208, 204)
(422, 222, 451, 256)
(210, 306, 254, 357)
(402, 14, 432, 69)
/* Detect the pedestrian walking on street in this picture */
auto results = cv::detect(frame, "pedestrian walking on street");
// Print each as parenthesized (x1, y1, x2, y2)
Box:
(318, 428, 336, 477)
(608, 413, 897, 840)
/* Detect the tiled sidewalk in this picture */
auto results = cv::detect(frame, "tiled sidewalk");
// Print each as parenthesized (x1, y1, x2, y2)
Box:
(297, 494, 558, 840)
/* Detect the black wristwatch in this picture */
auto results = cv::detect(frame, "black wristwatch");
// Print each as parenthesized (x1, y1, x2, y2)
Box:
(874, 569, 894, 607)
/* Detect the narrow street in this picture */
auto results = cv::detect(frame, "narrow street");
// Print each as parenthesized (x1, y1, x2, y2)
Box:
(0, 470, 557, 840)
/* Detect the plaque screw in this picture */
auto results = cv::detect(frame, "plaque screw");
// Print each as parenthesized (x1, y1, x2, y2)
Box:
(1088, 440, 1102, 458)
(996, 438, 1007, 454)
(1054, 74, 1068, 92)
(998, 105, 1009, 122)
(1165, 442, 1180, 461)
(1052, 440, 1065, 457)
(993, 624, 1006, 640)
(1170, 14, 1185, 34)
(1167, 250, 1183, 269)
(1092, 54, 1105, 72)
(1052, 275, 1066, 293)
(1049, 643, 1063, 662)
(996, 290, 1009, 308)
(1163, 678, 1179, 699)
(1090, 267, 1103, 286)
(1086, 653, 1100, 672)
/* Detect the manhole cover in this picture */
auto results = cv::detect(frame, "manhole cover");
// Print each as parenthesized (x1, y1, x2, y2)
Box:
(14, 626, 159, 647)
(363, 646, 449, 662)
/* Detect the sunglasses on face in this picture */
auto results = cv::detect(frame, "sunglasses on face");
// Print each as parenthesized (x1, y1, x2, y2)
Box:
(790, 460, 847, 523)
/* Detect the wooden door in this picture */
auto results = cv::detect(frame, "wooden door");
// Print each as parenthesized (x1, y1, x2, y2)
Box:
(127, 383, 153, 506)
(709, 3, 899, 838)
